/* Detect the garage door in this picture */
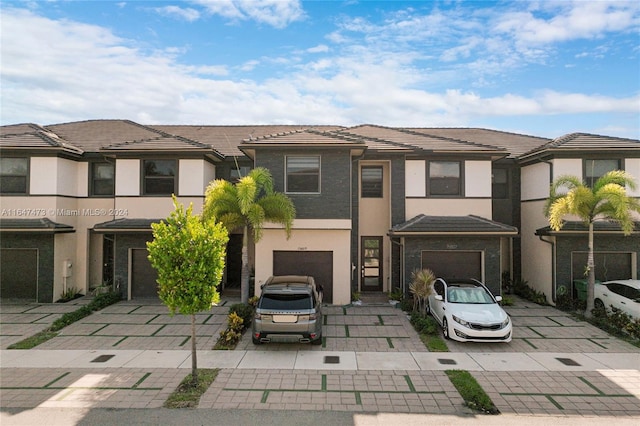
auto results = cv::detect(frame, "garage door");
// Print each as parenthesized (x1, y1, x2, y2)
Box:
(571, 251, 632, 282)
(1, 248, 38, 300)
(130, 248, 159, 299)
(421, 250, 482, 280)
(273, 251, 333, 303)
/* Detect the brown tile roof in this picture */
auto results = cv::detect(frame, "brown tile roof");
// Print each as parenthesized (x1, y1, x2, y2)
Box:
(536, 221, 640, 235)
(521, 133, 640, 159)
(0, 123, 83, 154)
(405, 128, 549, 158)
(152, 125, 343, 156)
(103, 135, 217, 153)
(339, 125, 508, 155)
(241, 128, 365, 146)
(390, 214, 518, 235)
(46, 120, 167, 152)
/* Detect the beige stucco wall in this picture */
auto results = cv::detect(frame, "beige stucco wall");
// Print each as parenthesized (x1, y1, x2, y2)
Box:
(405, 198, 492, 219)
(520, 200, 553, 301)
(359, 161, 392, 292)
(405, 160, 426, 197)
(626, 158, 640, 198)
(115, 159, 140, 196)
(178, 159, 216, 196)
(254, 221, 352, 305)
(114, 196, 204, 218)
(521, 162, 550, 201)
(552, 158, 582, 180)
(465, 160, 492, 197)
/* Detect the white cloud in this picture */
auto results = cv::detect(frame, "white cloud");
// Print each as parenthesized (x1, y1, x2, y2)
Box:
(192, 0, 305, 28)
(0, 6, 638, 139)
(154, 6, 201, 22)
(307, 44, 329, 54)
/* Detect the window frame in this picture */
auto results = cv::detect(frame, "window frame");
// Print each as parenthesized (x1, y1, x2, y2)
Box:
(89, 161, 115, 197)
(492, 167, 509, 199)
(285, 155, 321, 194)
(142, 159, 177, 196)
(0, 157, 29, 195)
(361, 165, 383, 198)
(583, 158, 622, 188)
(427, 160, 463, 197)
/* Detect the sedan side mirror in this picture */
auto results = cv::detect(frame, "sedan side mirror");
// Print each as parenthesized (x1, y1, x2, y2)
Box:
(434, 295, 443, 301)
(495, 296, 503, 302)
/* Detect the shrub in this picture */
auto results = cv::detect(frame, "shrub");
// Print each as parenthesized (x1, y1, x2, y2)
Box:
(214, 311, 245, 350)
(229, 303, 254, 331)
(399, 298, 413, 312)
(50, 306, 93, 331)
(513, 279, 548, 305)
(88, 291, 122, 311)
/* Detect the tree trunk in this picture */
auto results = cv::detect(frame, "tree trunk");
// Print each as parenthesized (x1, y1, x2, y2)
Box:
(191, 313, 198, 385)
(240, 225, 250, 304)
(585, 221, 596, 318)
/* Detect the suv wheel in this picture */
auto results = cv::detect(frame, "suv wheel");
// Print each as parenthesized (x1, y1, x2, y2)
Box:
(252, 336, 263, 345)
(311, 335, 322, 345)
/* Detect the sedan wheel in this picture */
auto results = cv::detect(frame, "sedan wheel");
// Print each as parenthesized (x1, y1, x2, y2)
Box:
(594, 299, 605, 310)
(442, 317, 450, 339)
(425, 300, 431, 315)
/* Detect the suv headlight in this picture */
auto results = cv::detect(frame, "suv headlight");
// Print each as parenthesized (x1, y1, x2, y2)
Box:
(452, 315, 469, 327)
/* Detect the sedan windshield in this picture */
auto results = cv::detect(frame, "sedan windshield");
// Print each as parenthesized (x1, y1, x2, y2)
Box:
(447, 286, 494, 304)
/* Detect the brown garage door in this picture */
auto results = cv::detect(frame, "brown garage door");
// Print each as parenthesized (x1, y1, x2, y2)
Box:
(273, 251, 333, 303)
(1, 248, 38, 300)
(131, 248, 159, 299)
(421, 250, 482, 280)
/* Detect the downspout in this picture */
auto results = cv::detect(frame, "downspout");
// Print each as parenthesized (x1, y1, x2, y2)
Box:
(390, 237, 404, 295)
(538, 235, 556, 303)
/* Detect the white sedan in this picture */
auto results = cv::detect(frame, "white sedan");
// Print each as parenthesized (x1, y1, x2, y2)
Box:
(594, 279, 640, 320)
(427, 278, 512, 343)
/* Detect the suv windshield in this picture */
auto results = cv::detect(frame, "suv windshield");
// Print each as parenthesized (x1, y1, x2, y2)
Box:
(260, 293, 313, 310)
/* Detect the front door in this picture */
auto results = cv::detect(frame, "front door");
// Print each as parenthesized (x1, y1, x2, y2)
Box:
(361, 237, 383, 291)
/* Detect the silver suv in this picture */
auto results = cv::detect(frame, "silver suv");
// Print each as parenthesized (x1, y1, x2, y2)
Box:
(252, 275, 323, 345)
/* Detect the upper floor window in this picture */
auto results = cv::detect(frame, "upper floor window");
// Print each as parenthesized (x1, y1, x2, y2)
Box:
(91, 162, 114, 196)
(143, 159, 176, 195)
(361, 166, 383, 198)
(230, 166, 252, 183)
(428, 161, 461, 196)
(0, 157, 28, 194)
(492, 168, 509, 199)
(584, 159, 621, 187)
(286, 156, 320, 193)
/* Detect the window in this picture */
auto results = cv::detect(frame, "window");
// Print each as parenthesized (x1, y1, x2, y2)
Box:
(143, 159, 176, 195)
(230, 166, 252, 182)
(584, 159, 620, 187)
(91, 162, 114, 196)
(492, 168, 509, 199)
(0, 157, 28, 194)
(361, 166, 383, 198)
(286, 156, 320, 193)
(428, 161, 461, 196)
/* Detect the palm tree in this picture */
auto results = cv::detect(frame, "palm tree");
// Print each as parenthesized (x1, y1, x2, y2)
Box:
(203, 167, 296, 303)
(409, 268, 435, 316)
(544, 170, 640, 317)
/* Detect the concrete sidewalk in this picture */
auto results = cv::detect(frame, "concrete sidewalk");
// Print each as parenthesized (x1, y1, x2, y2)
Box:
(1, 349, 639, 372)
(1, 297, 639, 418)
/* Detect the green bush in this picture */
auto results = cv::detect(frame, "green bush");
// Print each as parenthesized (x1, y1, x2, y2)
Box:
(399, 298, 413, 312)
(88, 291, 122, 311)
(513, 279, 548, 305)
(592, 306, 640, 342)
(229, 303, 254, 331)
(50, 306, 93, 331)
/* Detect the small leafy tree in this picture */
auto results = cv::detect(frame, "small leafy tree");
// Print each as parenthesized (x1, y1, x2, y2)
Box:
(545, 171, 640, 317)
(147, 197, 229, 384)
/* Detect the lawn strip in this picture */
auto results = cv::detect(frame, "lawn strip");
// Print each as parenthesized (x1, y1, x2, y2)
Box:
(164, 368, 219, 409)
(44, 372, 71, 388)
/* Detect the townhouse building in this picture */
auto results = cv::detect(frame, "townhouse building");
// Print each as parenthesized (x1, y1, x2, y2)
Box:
(1, 120, 638, 305)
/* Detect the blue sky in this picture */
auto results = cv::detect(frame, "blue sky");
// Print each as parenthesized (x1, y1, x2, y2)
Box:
(1, 0, 639, 138)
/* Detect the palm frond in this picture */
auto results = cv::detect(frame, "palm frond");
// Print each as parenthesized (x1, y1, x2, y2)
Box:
(236, 175, 257, 215)
(594, 170, 637, 192)
(203, 179, 238, 221)
(246, 203, 266, 241)
(248, 167, 274, 195)
(258, 193, 296, 237)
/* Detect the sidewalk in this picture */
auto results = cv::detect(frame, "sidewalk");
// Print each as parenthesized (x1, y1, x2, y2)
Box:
(1, 297, 639, 418)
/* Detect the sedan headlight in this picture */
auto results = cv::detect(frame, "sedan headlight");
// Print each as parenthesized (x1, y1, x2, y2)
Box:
(452, 315, 470, 327)
(500, 316, 510, 329)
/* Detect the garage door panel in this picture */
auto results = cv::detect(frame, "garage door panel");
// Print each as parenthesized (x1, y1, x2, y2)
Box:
(421, 251, 482, 280)
(273, 251, 333, 303)
(1, 248, 38, 300)
(131, 249, 159, 299)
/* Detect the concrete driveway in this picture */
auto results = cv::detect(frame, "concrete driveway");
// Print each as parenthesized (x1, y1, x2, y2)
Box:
(1, 296, 638, 418)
